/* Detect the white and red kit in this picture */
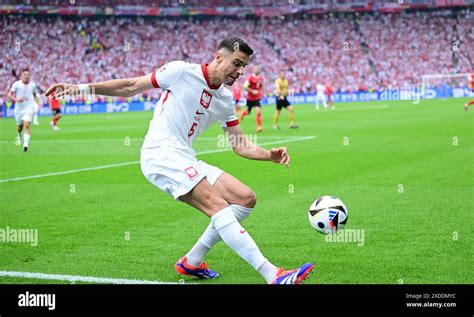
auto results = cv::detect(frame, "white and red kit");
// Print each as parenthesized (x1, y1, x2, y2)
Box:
(141, 61, 239, 200)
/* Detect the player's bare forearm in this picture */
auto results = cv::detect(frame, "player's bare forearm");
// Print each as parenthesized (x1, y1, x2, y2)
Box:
(235, 143, 271, 161)
(90, 78, 137, 97)
(45, 73, 154, 99)
(224, 125, 290, 168)
(236, 143, 290, 168)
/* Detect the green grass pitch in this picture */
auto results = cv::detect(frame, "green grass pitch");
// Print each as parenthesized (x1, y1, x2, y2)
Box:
(1, 98, 473, 284)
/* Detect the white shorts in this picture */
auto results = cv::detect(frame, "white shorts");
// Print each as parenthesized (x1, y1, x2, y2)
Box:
(14, 106, 34, 125)
(140, 146, 224, 200)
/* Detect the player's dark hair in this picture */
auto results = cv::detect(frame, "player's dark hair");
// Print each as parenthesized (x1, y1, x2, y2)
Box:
(21, 68, 30, 73)
(217, 36, 253, 56)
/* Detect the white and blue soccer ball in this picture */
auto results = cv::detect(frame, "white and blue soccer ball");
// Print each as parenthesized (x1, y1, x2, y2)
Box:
(308, 196, 348, 234)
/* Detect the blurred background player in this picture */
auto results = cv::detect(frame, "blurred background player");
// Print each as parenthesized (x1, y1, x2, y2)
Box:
(464, 100, 474, 111)
(315, 82, 327, 111)
(7, 68, 42, 152)
(232, 82, 242, 115)
(273, 70, 298, 130)
(49, 93, 62, 130)
(240, 65, 264, 132)
(466, 73, 474, 111)
(326, 81, 335, 110)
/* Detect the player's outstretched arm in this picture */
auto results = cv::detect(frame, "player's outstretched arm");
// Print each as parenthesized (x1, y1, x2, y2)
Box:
(45, 73, 154, 99)
(224, 125, 290, 168)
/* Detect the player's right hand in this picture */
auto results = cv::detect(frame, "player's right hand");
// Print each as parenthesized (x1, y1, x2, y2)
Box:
(270, 147, 291, 169)
(45, 83, 79, 99)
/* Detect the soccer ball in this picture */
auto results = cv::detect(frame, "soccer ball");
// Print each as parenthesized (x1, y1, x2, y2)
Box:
(308, 196, 348, 234)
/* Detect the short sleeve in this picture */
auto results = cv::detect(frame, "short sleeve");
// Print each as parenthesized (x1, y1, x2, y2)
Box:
(150, 61, 186, 90)
(219, 92, 239, 128)
(10, 81, 17, 93)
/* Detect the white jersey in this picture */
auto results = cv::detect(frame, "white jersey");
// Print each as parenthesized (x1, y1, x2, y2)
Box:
(142, 61, 238, 150)
(10, 80, 38, 110)
(316, 84, 326, 95)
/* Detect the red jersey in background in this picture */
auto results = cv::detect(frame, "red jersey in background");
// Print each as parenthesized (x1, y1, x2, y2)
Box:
(245, 74, 263, 101)
(49, 95, 61, 110)
(325, 85, 333, 96)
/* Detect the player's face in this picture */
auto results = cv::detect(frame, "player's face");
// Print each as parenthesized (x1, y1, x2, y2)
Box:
(253, 66, 260, 75)
(219, 50, 249, 86)
(21, 71, 30, 84)
(279, 71, 285, 79)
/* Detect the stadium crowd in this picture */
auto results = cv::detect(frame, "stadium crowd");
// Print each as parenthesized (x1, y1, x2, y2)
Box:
(1, 9, 472, 104)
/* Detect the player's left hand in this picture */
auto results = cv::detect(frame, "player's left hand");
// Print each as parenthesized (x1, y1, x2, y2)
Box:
(270, 147, 290, 168)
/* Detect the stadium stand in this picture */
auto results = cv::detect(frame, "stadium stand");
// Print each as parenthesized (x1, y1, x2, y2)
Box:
(1, 5, 472, 103)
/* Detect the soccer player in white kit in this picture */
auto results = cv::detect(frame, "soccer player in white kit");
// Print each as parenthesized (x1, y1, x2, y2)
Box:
(45, 36, 314, 284)
(315, 82, 328, 111)
(8, 69, 43, 152)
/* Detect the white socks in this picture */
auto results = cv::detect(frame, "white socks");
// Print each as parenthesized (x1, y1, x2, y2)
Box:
(258, 261, 280, 284)
(186, 204, 252, 266)
(230, 204, 253, 222)
(210, 207, 278, 283)
(23, 133, 31, 148)
(185, 205, 279, 283)
(210, 207, 264, 269)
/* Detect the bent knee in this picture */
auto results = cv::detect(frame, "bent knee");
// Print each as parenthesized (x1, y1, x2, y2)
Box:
(240, 190, 257, 208)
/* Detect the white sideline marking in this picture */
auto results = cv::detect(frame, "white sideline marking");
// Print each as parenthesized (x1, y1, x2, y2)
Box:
(0, 136, 316, 183)
(0, 161, 139, 183)
(0, 271, 185, 284)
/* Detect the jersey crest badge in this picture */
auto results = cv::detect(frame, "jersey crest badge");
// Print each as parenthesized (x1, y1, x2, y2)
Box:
(200, 90, 213, 109)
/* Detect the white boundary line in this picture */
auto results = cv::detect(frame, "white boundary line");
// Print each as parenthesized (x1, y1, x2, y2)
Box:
(0, 161, 139, 183)
(0, 136, 316, 183)
(0, 271, 186, 284)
